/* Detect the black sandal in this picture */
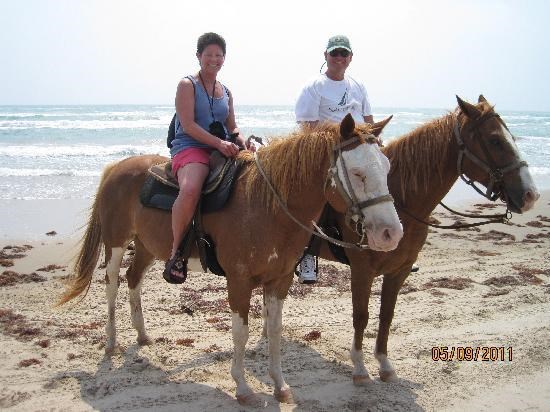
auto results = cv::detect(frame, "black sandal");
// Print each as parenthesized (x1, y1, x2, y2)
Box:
(163, 251, 188, 284)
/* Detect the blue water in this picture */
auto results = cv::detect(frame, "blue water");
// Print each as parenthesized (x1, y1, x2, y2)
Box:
(0, 105, 549, 200)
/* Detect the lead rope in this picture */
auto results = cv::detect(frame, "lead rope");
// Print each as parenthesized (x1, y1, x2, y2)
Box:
(253, 152, 370, 250)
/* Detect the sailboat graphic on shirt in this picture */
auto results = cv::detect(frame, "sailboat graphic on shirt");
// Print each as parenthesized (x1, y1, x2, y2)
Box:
(338, 91, 348, 106)
(329, 83, 350, 113)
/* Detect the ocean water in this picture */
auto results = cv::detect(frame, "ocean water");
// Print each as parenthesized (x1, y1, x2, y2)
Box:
(1, 105, 549, 201)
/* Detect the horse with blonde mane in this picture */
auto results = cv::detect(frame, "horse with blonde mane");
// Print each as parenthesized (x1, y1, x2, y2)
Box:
(314, 96, 539, 385)
(57, 114, 403, 405)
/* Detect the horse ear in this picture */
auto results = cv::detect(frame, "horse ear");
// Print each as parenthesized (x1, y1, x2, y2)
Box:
(478, 94, 488, 103)
(456, 95, 481, 118)
(340, 113, 356, 139)
(370, 115, 393, 137)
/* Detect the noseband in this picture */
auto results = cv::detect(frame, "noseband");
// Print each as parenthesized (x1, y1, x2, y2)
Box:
(454, 111, 528, 201)
(327, 134, 394, 236)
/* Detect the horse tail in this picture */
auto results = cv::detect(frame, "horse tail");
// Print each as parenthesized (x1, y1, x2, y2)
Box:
(56, 163, 117, 306)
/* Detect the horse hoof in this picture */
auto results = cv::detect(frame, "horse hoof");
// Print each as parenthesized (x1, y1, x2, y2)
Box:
(379, 369, 398, 382)
(274, 387, 294, 404)
(236, 393, 264, 407)
(104, 344, 117, 355)
(352, 374, 373, 386)
(137, 335, 153, 346)
(104, 343, 124, 355)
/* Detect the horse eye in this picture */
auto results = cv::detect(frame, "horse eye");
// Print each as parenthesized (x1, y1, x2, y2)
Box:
(490, 138, 502, 147)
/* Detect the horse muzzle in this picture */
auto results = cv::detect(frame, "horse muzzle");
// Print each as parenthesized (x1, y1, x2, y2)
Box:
(363, 219, 403, 252)
(500, 184, 539, 213)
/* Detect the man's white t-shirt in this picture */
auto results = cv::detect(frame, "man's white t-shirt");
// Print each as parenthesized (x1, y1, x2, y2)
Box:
(295, 74, 372, 124)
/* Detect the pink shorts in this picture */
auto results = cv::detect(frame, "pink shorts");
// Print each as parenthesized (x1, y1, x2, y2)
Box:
(172, 147, 213, 176)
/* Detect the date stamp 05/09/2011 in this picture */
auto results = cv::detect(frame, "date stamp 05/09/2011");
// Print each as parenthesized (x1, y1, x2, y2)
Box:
(431, 346, 513, 362)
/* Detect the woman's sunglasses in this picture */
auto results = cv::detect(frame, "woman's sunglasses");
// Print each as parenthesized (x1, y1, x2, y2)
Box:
(329, 49, 350, 58)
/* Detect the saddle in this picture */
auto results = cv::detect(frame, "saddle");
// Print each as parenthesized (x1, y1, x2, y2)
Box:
(140, 151, 243, 276)
(140, 150, 241, 213)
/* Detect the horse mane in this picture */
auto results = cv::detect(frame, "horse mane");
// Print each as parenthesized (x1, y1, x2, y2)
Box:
(382, 113, 454, 201)
(239, 122, 371, 211)
(383, 102, 495, 202)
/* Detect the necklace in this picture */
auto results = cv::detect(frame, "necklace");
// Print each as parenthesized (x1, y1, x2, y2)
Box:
(198, 71, 216, 121)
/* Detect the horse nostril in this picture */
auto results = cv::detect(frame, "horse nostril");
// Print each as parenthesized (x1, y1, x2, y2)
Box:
(524, 190, 539, 204)
(383, 226, 402, 243)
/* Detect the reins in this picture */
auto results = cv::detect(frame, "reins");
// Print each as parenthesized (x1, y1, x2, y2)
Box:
(395, 202, 510, 229)
(253, 135, 392, 250)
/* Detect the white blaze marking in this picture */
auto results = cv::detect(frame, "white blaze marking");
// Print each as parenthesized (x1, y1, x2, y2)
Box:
(501, 124, 518, 151)
(336, 143, 402, 251)
(500, 123, 539, 204)
(337, 144, 389, 205)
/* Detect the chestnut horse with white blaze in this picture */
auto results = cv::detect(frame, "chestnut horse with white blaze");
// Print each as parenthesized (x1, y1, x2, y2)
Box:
(57, 114, 403, 405)
(314, 96, 539, 385)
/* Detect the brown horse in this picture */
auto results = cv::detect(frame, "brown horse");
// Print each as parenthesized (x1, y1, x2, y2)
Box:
(58, 114, 404, 405)
(315, 96, 539, 385)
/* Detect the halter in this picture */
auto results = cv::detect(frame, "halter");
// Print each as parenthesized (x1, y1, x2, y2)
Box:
(253, 133, 393, 249)
(454, 110, 528, 201)
(326, 134, 394, 236)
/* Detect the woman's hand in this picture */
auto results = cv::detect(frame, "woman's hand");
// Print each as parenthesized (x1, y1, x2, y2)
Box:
(217, 139, 240, 158)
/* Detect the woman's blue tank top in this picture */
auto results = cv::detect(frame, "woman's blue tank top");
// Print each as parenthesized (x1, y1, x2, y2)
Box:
(170, 75, 230, 157)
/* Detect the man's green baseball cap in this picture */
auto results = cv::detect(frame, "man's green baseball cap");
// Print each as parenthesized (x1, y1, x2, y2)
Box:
(326, 35, 352, 53)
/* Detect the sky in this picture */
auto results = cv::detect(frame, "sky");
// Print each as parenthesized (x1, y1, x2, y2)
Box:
(1, 0, 549, 111)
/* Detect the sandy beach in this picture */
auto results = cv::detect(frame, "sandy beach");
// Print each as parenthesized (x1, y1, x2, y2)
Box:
(1, 190, 549, 411)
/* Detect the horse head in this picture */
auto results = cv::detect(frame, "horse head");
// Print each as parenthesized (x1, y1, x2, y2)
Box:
(325, 114, 403, 251)
(455, 95, 539, 213)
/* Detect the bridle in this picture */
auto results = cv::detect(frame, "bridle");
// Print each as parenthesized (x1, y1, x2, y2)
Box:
(396, 109, 524, 229)
(254, 133, 393, 249)
(326, 134, 394, 236)
(454, 110, 528, 202)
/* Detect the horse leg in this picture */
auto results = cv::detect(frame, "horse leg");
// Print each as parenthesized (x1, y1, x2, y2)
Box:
(375, 269, 409, 382)
(261, 287, 267, 338)
(228, 284, 260, 406)
(104, 245, 126, 354)
(126, 239, 154, 346)
(265, 292, 293, 403)
(350, 268, 375, 386)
